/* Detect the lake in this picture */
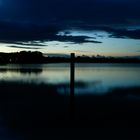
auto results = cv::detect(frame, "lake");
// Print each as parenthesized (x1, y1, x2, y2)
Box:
(0, 63, 140, 95)
(0, 63, 140, 140)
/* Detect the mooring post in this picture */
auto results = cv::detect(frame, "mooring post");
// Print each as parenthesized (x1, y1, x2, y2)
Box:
(70, 53, 75, 98)
(70, 53, 75, 121)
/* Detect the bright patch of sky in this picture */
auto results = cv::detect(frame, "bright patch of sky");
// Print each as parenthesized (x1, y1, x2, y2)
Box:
(56, 30, 140, 57)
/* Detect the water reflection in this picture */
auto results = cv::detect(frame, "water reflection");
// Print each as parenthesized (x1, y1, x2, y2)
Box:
(0, 64, 140, 139)
(0, 68, 43, 74)
(0, 64, 70, 84)
(0, 63, 140, 94)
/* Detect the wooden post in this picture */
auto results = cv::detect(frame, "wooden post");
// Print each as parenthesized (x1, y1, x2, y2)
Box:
(70, 53, 75, 121)
(70, 53, 75, 98)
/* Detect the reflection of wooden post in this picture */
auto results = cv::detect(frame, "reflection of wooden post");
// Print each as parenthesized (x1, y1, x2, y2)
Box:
(70, 53, 75, 121)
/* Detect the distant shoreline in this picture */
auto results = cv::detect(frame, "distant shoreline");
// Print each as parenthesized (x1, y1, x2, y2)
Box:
(0, 51, 140, 64)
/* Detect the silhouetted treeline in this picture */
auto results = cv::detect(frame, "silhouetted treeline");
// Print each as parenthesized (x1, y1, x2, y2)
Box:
(76, 55, 140, 63)
(0, 51, 140, 63)
(0, 51, 44, 63)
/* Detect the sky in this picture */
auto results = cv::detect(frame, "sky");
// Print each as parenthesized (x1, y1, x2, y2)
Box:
(0, 0, 140, 57)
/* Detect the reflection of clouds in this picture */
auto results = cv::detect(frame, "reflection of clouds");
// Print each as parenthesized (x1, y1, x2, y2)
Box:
(0, 64, 140, 95)
(0, 68, 43, 74)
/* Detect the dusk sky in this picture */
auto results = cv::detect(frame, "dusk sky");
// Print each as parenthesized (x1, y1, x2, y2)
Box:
(0, 0, 140, 56)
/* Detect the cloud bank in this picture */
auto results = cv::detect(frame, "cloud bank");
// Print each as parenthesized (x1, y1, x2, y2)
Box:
(0, 0, 140, 46)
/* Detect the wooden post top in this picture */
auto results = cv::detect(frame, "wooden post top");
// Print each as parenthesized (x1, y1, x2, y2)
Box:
(71, 53, 75, 57)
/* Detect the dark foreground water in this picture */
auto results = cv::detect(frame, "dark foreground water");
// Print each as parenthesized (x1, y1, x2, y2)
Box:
(0, 63, 140, 139)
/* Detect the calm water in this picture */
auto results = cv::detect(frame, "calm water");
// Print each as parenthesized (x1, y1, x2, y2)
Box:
(0, 63, 140, 94)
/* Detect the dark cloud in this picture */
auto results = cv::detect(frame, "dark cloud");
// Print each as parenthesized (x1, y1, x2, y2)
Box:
(70, 25, 140, 39)
(12, 42, 47, 47)
(1, 0, 140, 25)
(1, 40, 47, 47)
(0, 22, 60, 41)
(8, 45, 41, 50)
(0, 21, 102, 44)
(0, 0, 140, 45)
(109, 29, 140, 40)
(104, 27, 140, 40)
(54, 35, 102, 44)
(90, 25, 140, 39)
